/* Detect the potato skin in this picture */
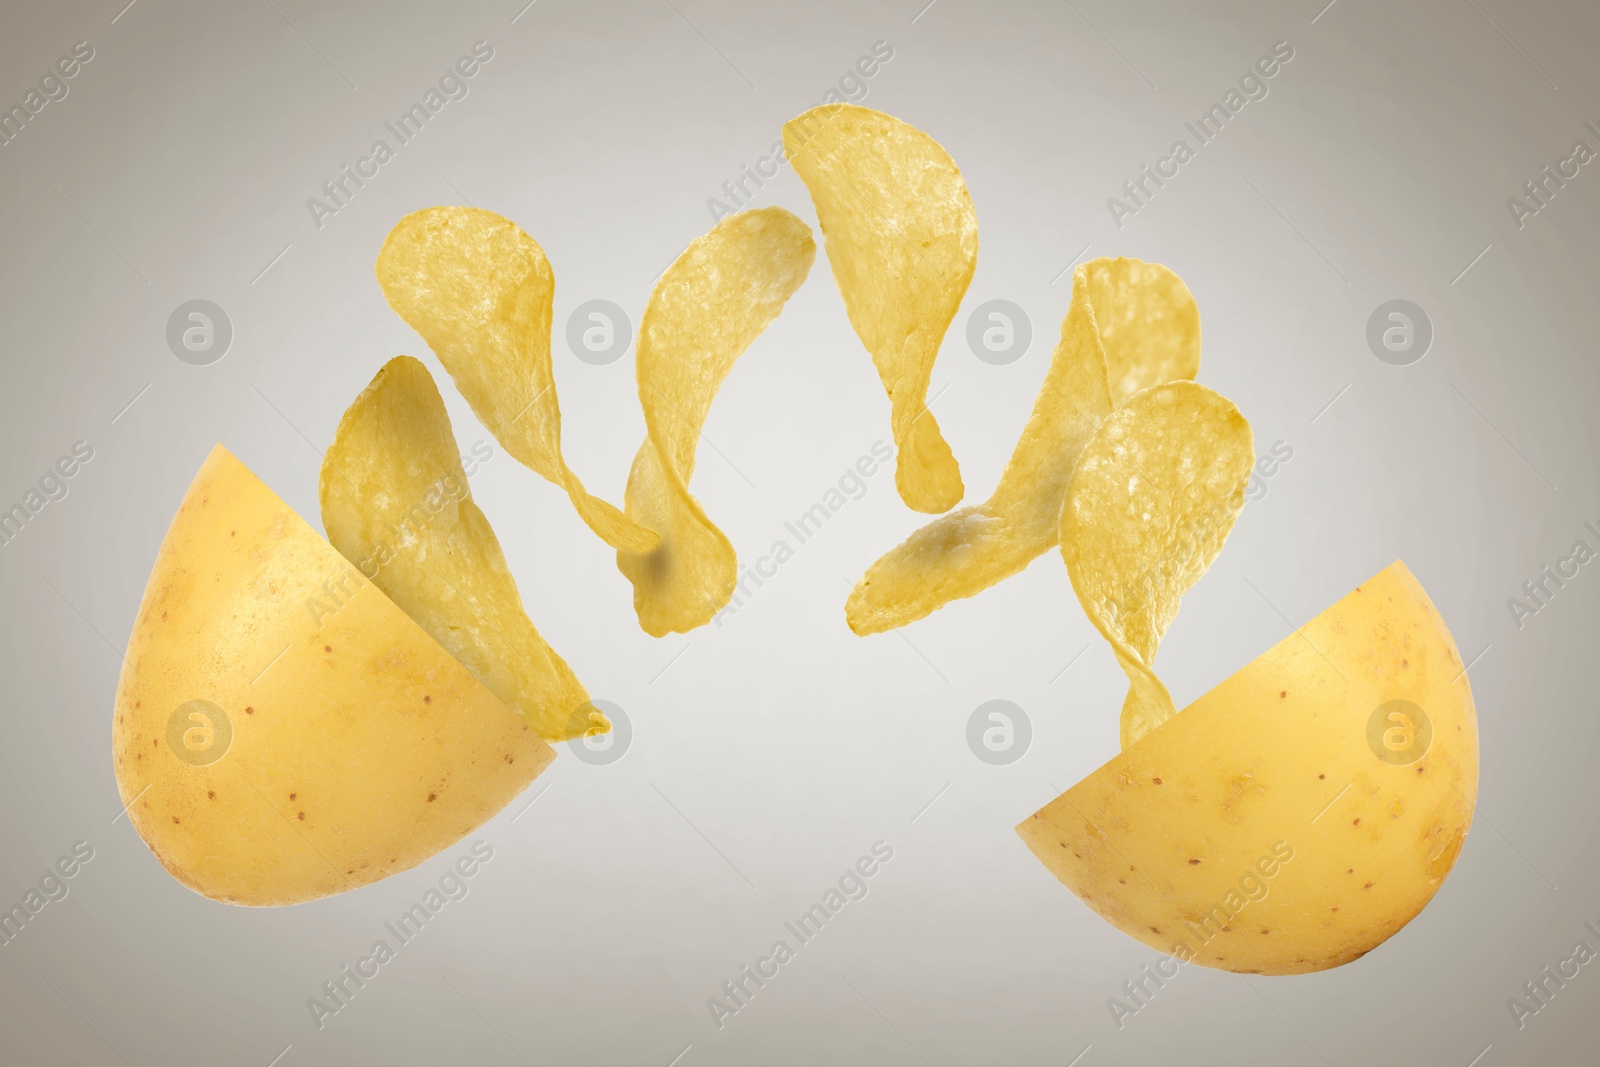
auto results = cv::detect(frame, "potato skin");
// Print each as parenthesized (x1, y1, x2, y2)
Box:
(113, 446, 553, 906)
(1018, 561, 1477, 974)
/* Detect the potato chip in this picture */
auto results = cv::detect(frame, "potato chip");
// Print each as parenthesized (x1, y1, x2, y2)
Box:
(845, 258, 1199, 635)
(376, 207, 657, 555)
(784, 103, 976, 514)
(1081, 257, 1201, 405)
(617, 208, 815, 636)
(1059, 381, 1253, 749)
(319, 355, 603, 743)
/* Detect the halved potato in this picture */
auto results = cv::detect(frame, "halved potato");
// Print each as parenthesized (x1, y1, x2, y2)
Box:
(112, 446, 552, 906)
(1017, 561, 1478, 974)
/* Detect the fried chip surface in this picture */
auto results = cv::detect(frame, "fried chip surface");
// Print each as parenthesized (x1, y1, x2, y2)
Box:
(376, 207, 657, 554)
(1059, 381, 1253, 748)
(784, 103, 975, 514)
(1081, 257, 1201, 405)
(617, 208, 815, 636)
(845, 258, 1198, 634)
(319, 355, 603, 742)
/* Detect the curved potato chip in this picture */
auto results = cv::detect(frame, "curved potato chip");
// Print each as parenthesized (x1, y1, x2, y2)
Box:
(845, 258, 1199, 635)
(1059, 381, 1253, 749)
(320, 355, 603, 743)
(617, 208, 815, 637)
(1081, 258, 1201, 405)
(376, 207, 657, 555)
(784, 103, 975, 514)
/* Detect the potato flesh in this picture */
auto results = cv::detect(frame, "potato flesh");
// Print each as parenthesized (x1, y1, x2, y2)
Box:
(1017, 561, 1478, 974)
(112, 446, 552, 906)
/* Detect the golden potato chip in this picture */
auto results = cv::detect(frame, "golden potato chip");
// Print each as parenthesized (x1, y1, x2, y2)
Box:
(1081, 257, 1201, 405)
(319, 355, 603, 743)
(784, 103, 975, 514)
(376, 207, 657, 555)
(1060, 381, 1253, 749)
(617, 208, 815, 637)
(846, 268, 1110, 634)
(845, 258, 1198, 635)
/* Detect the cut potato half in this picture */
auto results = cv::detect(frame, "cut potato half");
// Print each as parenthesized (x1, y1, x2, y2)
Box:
(112, 446, 553, 906)
(1017, 561, 1478, 974)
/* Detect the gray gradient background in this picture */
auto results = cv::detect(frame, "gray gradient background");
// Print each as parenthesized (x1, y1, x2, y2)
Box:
(1, 0, 1596, 1063)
